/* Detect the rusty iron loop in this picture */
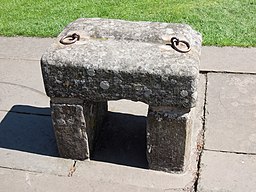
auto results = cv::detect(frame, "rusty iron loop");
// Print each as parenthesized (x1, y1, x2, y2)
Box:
(60, 33, 80, 45)
(169, 37, 191, 53)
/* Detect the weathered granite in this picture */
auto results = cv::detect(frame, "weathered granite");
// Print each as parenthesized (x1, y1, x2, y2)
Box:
(147, 106, 193, 172)
(51, 98, 107, 160)
(41, 18, 202, 172)
(41, 18, 201, 108)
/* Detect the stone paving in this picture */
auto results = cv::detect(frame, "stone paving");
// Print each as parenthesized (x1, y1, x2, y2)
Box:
(0, 36, 256, 191)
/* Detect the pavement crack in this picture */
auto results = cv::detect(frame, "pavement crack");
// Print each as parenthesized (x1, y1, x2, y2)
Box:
(194, 73, 208, 192)
(0, 81, 46, 96)
(0, 166, 67, 177)
(199, 70, 256, 75)
(204, 149, 256, 156)
(0, 57, 39, 62)
(68, 160, 77, 177)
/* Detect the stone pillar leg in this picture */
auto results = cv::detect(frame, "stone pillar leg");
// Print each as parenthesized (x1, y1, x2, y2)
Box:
(51, 98, 107, 160)
(146, 106, 193, 172)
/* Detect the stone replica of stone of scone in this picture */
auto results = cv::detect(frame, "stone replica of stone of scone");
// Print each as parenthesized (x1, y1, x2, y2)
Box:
(41, 18, 202, 173)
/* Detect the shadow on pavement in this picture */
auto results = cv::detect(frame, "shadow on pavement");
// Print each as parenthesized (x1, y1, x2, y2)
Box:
(0, 105, 148, 169)
(0, 105, 59, 157)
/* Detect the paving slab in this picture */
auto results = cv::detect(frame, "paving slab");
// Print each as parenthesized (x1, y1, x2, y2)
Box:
(0, 59, 46, 93)
(0, 37, 54, 60)
(205, 73, 256, 153)
(0, 167, 162, 192)
(0, 82, 49, 113)
(201, 46, 256, 74)
(0, 148, 193, 192)
(0, 148, 68, 176)
(198, 150, 256, 192)
(75, 160, 194, 191)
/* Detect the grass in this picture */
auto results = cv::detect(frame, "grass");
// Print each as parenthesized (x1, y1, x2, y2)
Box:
(0, 0, 255, 47)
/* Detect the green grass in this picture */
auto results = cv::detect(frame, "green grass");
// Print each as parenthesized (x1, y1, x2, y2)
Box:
(0, 0, 255, 46)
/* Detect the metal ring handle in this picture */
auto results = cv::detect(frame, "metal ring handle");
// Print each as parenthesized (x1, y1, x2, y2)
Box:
(169, 37, 191, 53)
(60, 33, 80, 45)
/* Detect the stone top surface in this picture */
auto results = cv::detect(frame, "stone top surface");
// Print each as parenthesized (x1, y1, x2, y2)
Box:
(41, 18, 202, 108)
(60, 18, 201, 45)
(42, 18, 201, 77)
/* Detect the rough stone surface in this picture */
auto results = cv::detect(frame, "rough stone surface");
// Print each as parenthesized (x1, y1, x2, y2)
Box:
(147, 106, 193, 172)
(205, 73, 256, 153)
(198, 150, 256, 192)
(41, 18, 202, 108)
(93, 74, 205, 173)
(41, 18, 201, 172)
(51, 99, 107, 160)
(51, 103, 89, 160)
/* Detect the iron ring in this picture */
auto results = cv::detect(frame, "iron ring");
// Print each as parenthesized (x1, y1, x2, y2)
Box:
(60, 33, 80, 45)
(169, 37, 191, 53)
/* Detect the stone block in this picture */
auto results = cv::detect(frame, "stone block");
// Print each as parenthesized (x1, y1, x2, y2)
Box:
(41, 18, 201, 172)
(51, 98, 107, 160)
(41, 18, 201, 108)
(147, 106, 194, 172)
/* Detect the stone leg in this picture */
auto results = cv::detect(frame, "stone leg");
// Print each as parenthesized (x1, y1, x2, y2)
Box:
(50, 98, 107, 160)
(146, 106, 193, 172)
